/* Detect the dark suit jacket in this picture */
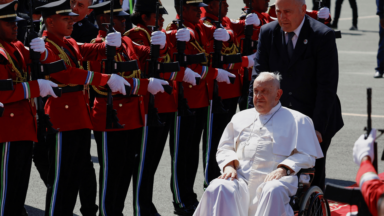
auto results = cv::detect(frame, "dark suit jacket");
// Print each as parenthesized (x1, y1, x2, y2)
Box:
(248, 15, 343, 139)
(71, 17, 99, 43)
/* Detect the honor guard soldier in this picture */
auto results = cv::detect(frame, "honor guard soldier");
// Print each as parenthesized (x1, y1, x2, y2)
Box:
(199, 0, 256, 190)
(126, 0, 204, 215)
(87, 0, 170, 215)
(166, 0, 240, 214)
(0, 0, 60, 214)
(35, 0, 129, 214)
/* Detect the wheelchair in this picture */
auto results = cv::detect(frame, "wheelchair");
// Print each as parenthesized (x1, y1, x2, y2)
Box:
(290, 168, 331, 216)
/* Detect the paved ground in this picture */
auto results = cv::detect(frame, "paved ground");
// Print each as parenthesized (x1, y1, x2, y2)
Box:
(24, 0, 384, 215)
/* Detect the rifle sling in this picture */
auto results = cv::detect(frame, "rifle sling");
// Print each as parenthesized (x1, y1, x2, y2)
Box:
(186, 53, 206, 65)
(115, 60, 139, 72)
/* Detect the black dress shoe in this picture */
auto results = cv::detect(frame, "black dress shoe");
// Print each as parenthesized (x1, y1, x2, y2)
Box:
(330, 22, 338, 29)
(173, 202, 196, 216)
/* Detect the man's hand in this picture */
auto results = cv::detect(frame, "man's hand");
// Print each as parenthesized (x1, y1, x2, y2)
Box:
(245, 13, 260, 27)
(353, 129, 377, 165)
(380, 18, 384, 29)
(315, 130, 323, 143)
(264, 168, 286, 182)
(218, 162, 237, 181)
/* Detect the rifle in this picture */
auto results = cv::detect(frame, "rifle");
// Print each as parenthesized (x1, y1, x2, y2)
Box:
(240, 1, 258, 102)
(102, 0, 137, 129)
(27, 0, 67, 141)
(210, 0, 242, 114)
(0, 79, 13, 117)
(173, 0, 205, 117)
(146, 0, 180, 127)
(316, 0, 342, 38)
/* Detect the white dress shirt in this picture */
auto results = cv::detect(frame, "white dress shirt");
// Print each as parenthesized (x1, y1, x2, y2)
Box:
(284, 17, 305, 48)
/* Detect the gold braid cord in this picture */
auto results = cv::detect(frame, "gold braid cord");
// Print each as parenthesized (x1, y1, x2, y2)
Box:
(0, 43, 27, 83)
(45, 38, 80, 87)
(88, 37, 141, 96)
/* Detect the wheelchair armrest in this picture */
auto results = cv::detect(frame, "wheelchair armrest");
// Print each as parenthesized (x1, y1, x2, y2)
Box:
(297, 168, 315, 175)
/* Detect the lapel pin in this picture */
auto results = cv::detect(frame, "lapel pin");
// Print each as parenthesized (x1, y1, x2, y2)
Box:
(304, 39, 308, 44)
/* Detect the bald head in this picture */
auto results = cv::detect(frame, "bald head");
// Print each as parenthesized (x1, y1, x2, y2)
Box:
(253, 72, 283, 114)
(253, 72, 281, 89)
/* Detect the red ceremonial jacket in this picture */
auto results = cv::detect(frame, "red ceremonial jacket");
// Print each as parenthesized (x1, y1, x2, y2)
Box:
(200, 12, 250, 100)
(42, 30, 110, 132)
(88, 30, 153, 131)
(0, 39, 57, 143)
(166, 17, 219, 109)
(125, 24, 185, 114)
(356, 159, 384, 216)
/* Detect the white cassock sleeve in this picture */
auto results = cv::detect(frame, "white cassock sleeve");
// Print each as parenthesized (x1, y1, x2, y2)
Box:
(216, 121, 240, 172)
(279, 150, 316, 174)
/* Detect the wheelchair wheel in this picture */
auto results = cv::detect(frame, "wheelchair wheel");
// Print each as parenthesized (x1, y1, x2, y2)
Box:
(299, 186, 330, 216)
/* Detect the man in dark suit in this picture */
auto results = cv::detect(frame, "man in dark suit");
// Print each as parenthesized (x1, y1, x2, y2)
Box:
(248, 0, 344, 190)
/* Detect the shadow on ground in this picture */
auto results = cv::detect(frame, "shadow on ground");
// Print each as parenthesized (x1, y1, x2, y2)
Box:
(25, 205, 80, 216)
(325, 178, 356, 186)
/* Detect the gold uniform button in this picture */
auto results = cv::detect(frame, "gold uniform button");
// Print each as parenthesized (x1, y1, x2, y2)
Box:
(119, 104, 123, 107)
(189, 85, 193, 88)
(10, 113, 14, 117)
(65, 105, 69, 109)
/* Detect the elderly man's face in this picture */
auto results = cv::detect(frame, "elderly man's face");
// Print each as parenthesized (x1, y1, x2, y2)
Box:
(275, 0, 306, 32)
(253, 76, 283, 114)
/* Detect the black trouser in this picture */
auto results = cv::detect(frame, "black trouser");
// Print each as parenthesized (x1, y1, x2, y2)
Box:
(94, 127, 143, 216)
(333, 0, 358, 26)
(45, 129, 91, 216)
(311, 135, 332, 191)
(132, 112, 173, 216)
(0, 141, 32, 216)
(35, 132, 98, 216)
(170, 107, 208, 209)
(312, 0, 331, 10)
(202, 97, 239, 188)
(79, 139, 98, 216)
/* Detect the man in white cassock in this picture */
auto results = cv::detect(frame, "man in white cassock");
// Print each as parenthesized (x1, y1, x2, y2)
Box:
(193, 72, 324, 216)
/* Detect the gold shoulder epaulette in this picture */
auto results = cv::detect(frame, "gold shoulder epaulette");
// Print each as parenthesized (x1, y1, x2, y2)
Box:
(124, 27, 151, 42)
(203, 20, 213, 27)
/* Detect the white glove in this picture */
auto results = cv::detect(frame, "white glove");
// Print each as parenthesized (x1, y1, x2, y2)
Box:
(317, 7, 330, 19)
(30, 37, 46, 54)
(353, 129, 377, 165)
(213, 28, 230, 42)
(176, 28, 191, 42)
(245, 13, 260, 27)
(216, 69, 236, 84)
(37, 79, 58, 98)
(151, 31, 166, 49)
(105, 32, 122, 47)
(107, 74, 130, 95)
(183, 67, 201, 86)
(0, 102, 3, 107)
(148, 78, 169, 95)
(247, 52, 256, 68)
